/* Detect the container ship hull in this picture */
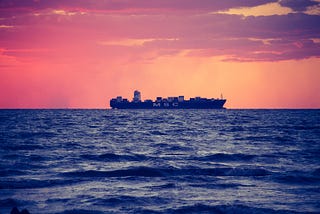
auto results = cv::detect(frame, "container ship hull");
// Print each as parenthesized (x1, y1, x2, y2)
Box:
(110, 99, 226, 109)
(110, 90, 226, 109)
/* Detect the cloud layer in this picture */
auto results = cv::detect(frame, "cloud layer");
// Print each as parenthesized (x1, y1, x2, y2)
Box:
(0, 0, 277, 11)
(1, 0, 319, 62)
(279, 0, 319, 11)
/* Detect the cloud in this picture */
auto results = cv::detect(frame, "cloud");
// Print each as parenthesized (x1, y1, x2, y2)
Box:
(217, 2, 293, 16)
(225, 39, 320, 61)
(0, 24, 14, 28)
(140, 36, 320, 61)
(0, 0, 277, 13)
(279, 0, 319, 12)
(0, 1, 319, 62)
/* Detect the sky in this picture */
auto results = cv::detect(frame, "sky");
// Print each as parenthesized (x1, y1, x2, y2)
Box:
(0, 0, 320, 109)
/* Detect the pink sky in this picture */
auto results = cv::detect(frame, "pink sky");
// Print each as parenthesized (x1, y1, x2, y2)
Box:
(0, 0, 320, 108)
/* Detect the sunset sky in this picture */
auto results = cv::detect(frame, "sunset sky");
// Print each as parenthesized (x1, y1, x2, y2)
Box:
(1, 0, 320, 108)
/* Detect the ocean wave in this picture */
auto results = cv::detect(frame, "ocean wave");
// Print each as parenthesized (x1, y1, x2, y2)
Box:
(46, 198, 71, 204)
(55, 209, 104, 214)
(190, 183, 245, 189)
(0, 169, 25, 177)
(2, 153, 48, 162)
(92, 195, 169, 207)
(163, 204, 309, 214)
(313, 168, 320, 176)
(80, 153, 148, 162)
(149, 130, 167, 135)
(225, 126, 246, 132)
(166, 145, 192, 152)
(195, 153, 256, 162)
(60, 166, 271, 178)
(150, 183, 176, 190)
(238, 135, 294, 143)
(60, 167, 165, 178)
(3, 143, 45, 151)
(0, 161, 47, 172)
(93, 195, 138, 205)
(0, 178, 82, 189)
(274, 174, 320, 185)
(284, 125, 320, 131)
(13, 131, 56, 139)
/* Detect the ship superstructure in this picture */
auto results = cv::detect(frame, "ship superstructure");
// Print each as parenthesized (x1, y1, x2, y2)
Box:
(110, 90, 226, 109)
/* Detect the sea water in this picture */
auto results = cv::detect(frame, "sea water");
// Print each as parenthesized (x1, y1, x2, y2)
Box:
(0, 109, 319, 213)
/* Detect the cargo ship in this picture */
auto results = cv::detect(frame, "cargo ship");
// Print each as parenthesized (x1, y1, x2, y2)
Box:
(110, 90, 226, 109)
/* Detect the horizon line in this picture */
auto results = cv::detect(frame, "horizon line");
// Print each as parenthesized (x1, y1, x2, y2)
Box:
(0, 108, 319, 110)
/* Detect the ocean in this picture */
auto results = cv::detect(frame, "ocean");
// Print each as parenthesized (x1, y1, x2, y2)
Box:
(0, 109, 319, 214)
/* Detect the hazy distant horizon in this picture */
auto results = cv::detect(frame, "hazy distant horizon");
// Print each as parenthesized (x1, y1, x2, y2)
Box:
(1, 108, 320, 110)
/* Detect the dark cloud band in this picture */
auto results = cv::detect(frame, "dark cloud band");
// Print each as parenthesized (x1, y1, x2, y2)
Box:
(0, 0, 277, 11)
(279, 0, 319, 12)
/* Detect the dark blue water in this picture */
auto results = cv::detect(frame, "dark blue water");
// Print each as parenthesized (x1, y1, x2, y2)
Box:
(0, 109, 319, 214)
